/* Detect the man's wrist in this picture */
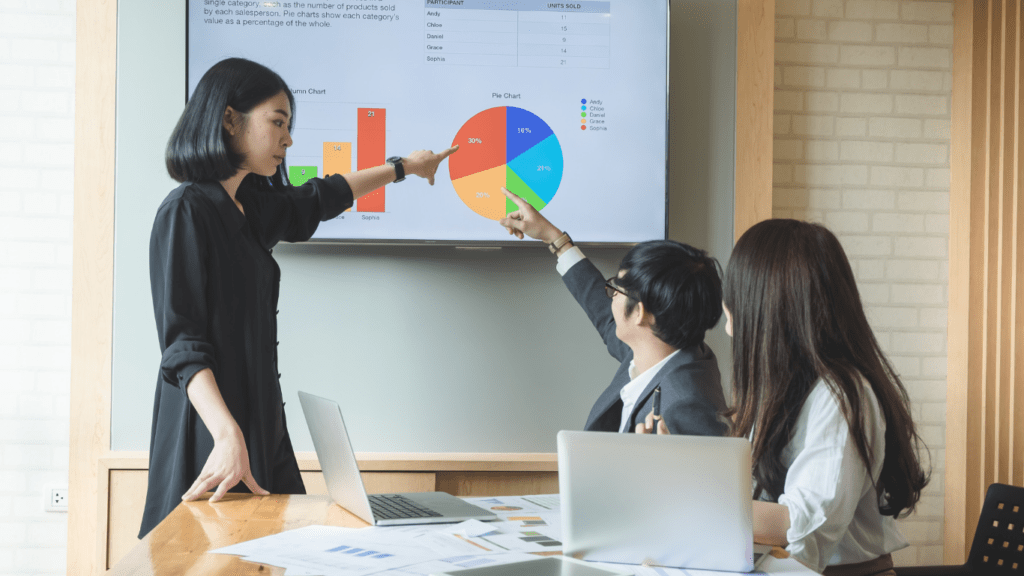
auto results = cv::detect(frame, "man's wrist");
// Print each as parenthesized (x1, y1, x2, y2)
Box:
(541, 228, 564, 244)
(548, 231, 573, 255)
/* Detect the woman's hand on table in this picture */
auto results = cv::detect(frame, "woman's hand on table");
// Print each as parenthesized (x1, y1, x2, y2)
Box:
(403, 145, 459, 185)
(181, 426, 269, 502)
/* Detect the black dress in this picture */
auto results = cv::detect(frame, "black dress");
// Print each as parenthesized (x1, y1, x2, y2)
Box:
(139, 176, 353, 537)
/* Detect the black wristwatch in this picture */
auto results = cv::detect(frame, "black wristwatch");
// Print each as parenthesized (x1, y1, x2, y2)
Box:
(386, 156, 405, 183)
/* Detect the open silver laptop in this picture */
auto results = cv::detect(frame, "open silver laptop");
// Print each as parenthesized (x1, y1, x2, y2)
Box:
(298, 391, 497, 526)
(558, 431, 768, 573)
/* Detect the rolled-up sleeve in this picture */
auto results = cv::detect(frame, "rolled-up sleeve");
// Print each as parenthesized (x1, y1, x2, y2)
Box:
(254, 174, 354, 245)
(149, 198, 217, 393)
(778, 386, 871, 573)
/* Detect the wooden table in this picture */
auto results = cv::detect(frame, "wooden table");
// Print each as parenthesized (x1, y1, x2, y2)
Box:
(111, 494, 365, 575)
(111, 495, 813, 576)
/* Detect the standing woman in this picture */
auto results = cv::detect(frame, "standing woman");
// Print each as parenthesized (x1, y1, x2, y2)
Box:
(140, 58, 456, 537)
(641, 219, 928, 576)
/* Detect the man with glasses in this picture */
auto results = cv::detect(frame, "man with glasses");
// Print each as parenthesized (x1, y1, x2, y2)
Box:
(499, 188, 728, 436)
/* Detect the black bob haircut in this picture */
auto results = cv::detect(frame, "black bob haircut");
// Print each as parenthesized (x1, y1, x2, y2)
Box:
(615, 240, 723, 350)
(166, 58, 295, 185)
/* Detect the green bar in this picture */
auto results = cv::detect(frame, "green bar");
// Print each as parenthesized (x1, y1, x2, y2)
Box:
(506, 166, 547, 214)
(289, 165, 317, 186)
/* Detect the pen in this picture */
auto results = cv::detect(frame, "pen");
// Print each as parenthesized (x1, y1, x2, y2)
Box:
(652, 386, 661, 434)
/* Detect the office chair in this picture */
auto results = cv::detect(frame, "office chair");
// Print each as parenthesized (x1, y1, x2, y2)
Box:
(894, 483, 1024, 575)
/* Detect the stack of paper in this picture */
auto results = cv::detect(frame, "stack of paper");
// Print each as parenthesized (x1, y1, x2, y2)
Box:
(210, 495, 563, 576)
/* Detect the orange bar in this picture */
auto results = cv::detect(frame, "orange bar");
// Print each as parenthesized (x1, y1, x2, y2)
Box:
(324, 142, 352, 212)
(357, 108, 386, 212)
(323, 142, 352, 176)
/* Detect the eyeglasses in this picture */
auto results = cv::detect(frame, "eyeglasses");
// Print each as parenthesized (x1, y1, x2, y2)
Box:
(605, 276, 629, 299)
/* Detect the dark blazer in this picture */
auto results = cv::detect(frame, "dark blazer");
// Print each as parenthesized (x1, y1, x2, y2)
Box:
(563, 258, 728, 436)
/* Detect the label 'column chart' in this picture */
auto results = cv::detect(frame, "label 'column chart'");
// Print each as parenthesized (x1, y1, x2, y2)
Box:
(357, 108, 386, 213)
(449, 106, 563, 220)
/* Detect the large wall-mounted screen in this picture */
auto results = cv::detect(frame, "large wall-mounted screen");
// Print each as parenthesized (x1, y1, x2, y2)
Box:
(187, 0, 668, 244)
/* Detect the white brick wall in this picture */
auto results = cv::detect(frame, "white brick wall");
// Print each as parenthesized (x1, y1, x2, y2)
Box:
(774, 0, 951, 566)
(0, 1, 75, 575)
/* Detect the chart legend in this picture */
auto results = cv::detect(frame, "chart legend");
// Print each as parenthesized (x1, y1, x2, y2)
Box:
(449, 106, 563, 220)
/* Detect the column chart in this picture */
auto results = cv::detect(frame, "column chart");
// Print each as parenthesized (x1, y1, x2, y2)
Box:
(424, 0, 610, 69)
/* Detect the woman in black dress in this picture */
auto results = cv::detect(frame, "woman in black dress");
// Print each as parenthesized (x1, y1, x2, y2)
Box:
(140, 58, 456, 537)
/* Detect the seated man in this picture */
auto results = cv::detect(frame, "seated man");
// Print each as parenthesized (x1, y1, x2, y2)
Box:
(500, 188, 727, 436)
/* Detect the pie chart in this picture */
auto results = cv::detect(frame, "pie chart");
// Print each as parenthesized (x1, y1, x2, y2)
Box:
(449, 106, 563, 220)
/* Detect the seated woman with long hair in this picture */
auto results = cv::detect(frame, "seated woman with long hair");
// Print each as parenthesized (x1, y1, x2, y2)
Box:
(642, 219, 929, 576)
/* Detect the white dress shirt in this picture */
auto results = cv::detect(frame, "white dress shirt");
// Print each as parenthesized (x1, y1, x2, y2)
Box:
(617, 351, 678, 432)
(555, 245, 587, 276)
(774, 378, 908, 573)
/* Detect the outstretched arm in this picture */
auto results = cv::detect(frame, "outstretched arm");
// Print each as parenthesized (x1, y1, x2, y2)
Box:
(499, 188, 631, 361)
(344, 146, 459, 200)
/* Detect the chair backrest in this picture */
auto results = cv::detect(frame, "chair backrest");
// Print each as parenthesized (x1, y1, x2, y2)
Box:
(967, 483, 1024, 573)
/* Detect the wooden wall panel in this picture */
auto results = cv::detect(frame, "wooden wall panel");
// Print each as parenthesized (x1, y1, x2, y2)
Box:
(735, 0, 775, 239)
(947, 0, 1024, 564)
(107, 470, 148, 570)
(436, 472, 559, 497)
(68, 1, 117, 575)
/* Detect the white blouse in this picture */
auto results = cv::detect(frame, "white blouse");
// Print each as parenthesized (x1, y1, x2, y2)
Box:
(773, 378, 908, 573)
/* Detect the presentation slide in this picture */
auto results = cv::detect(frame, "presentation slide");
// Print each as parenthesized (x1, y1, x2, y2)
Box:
(188, 0, 668, 243)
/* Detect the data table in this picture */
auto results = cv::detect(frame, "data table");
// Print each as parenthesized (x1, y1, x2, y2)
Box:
(424, 0, 611, 68)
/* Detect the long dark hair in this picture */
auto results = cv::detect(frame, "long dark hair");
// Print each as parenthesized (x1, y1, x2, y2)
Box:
(723, 219, 928, 518)
(166, 57, 294, 186)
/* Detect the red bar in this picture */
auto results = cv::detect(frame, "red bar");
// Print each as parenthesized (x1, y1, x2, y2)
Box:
(357, 108, 386, 212)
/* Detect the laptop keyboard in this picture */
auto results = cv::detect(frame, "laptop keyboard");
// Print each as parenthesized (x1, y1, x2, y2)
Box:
(368, 494, 443, 520)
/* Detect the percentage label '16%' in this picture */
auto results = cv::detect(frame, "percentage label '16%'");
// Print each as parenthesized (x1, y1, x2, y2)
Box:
(468, 137, 483, 144)
(517, 128, 532, 133)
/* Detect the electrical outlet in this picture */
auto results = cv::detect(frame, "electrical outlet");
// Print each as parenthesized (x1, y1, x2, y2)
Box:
(44, 486, 68, 512)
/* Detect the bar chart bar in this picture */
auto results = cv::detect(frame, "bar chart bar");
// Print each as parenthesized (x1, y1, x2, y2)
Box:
(324, 142, 353, 212)
(289, 165, 317, 187)
(323, 142, 352, 176)
(357, 108, 386, 212)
